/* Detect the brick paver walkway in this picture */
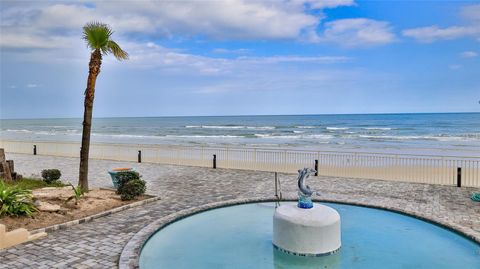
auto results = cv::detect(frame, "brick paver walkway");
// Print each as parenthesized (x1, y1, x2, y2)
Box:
(1, 153, 479, 268)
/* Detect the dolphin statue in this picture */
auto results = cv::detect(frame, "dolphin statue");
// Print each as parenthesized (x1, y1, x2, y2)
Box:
(297, 168, 317, 197)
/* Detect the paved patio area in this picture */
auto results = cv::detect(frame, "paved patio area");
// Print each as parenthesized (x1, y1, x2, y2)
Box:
(1, 153, 479, 269)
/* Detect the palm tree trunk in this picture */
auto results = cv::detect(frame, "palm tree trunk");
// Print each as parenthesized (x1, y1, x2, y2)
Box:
(79, 49, 102, 191)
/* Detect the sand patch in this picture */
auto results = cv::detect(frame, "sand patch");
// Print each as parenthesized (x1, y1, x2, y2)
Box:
(0, 187, 150, 231)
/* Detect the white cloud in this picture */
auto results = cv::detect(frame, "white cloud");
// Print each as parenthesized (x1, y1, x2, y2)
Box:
(291, 0, 355, 9)
(236, 55, 351, 64)
(316, 18, 396, 47)
(461, 4, 480, 22)
(449, 64, 461, 70)
(118, 41, 351, 75)
(402, 4, 480, 42)
(460, 51, 478, 58)
(402, 25, 480, 43)
(212, 48, 251, 54)
(0, 32, 77, 49)
(26, 84, 38, 88)
(0, 0, 357, 50)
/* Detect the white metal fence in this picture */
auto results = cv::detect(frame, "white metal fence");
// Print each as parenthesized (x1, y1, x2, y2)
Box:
(1, 140, 479, 187)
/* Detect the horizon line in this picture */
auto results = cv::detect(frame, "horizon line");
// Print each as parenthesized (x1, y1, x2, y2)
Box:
(1, 111, 479, 120)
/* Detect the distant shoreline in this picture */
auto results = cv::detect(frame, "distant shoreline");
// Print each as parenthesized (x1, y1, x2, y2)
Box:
(1, 111, 479, 121)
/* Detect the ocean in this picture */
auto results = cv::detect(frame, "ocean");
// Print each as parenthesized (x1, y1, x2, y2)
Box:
(0, 113, 479, 156)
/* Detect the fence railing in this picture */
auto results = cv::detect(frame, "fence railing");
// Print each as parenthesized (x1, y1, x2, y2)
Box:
(1, 139, 479, 187)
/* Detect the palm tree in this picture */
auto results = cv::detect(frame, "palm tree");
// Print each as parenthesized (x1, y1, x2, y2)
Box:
(79, 22, 128, 191)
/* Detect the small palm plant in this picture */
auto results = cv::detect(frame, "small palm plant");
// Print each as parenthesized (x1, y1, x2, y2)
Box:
(0, 181, 37, 217)
(79, 22, 128, 191)
(65, 183, 85, 206)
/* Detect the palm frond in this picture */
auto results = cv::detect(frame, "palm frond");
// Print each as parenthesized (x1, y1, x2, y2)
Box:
(82, 21, 113, 50)
(106, 40, 129, 60)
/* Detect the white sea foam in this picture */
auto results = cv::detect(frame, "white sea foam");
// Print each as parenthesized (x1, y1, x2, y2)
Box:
(186, 125, 275, 130)
(359, 135, 425, 140)
(326, 127, 349, 130)
(307, 134, 334, 139)
(254, 134, 333, 139)
(5, 129, 33, 133)
(293, 130, 305, 134)
(166, 135, 242, 138)
(364, 127, 393, 130)
(295, 126, 316, 129)
(357, 135, 475, 141)
(246, 126, 275, 130)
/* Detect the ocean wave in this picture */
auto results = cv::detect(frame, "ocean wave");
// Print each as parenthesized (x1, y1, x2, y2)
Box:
(326, 127, 349, 130)
(254, 134, 333, 139)
(246, 126, 275, 130)
(295, 126, 316, 129)
(5, 129, 34, 133)
(358, 134, 479, 141)
(166, 135, 243, 138)
(92, 133, 157, 139)
(293, 130, 305, 134)
(359, 135, 429, 140)
(185, 125, 275, 130)
(363, 127, 394, 130)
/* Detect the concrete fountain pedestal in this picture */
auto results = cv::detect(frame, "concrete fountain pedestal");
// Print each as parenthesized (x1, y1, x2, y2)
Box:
(272, 168, 341, 256)
(273, 203, 341, 256)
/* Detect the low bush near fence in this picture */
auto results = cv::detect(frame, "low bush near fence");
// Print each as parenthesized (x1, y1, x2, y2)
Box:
(41, 169, 61, 183)
(115, 171, 146, 200)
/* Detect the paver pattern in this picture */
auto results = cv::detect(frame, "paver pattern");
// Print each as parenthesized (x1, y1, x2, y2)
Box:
(1, 153, 479, 268)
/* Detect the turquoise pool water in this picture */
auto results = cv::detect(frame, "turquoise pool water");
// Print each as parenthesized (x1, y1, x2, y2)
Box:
(139, 203, 480, 269)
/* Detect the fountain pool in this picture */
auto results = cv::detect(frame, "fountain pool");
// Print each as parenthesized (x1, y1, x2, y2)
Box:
(139, 202, 480, 269)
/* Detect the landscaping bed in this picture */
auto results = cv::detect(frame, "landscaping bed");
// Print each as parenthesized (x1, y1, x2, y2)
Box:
(0, 174, 151, 232)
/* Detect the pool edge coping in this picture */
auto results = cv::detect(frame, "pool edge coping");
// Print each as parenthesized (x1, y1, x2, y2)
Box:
(118, 197, 480, 269)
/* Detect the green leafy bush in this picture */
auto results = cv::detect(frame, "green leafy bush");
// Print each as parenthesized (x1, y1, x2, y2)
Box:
(115, 171, 146, 200)
(41, 169, 61, 183)
(119, 179, 146, 201)
(0, 181, 37, 217)
(115, 171, 140, 192)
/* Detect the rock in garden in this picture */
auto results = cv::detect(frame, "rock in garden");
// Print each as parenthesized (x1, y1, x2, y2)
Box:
(35, 201, 61, 212)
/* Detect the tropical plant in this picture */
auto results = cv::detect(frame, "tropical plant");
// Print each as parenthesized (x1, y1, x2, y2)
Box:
(119, 179, 146, 201)
(41, 169, 61, 183)
(115, 171, 140, 192)
(79, 22, 128, 191)
(114, 171, 146, 200)
(0, 180, 36, 217)
(65, 183, 84, 206)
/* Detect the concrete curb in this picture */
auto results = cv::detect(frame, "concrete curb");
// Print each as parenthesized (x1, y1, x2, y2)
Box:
(31, 196, 161, 235)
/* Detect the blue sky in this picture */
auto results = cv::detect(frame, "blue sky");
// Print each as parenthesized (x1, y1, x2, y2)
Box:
(0, 0, 479, 119)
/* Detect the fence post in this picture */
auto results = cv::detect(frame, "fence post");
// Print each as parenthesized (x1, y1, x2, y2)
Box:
(138, 150, 142, 163)
(213, 154, 217, 169)
(33, 145, 37, 155)
(457, 167, 462, 187)
(315, 159, 319, 176)
(274, 172, 278, 198)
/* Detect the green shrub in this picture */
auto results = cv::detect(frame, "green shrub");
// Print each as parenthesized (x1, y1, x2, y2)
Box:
(119, 179, 146, 201)
(115, 171, 140, 193)
(114, 171, 146, 200)
(41, 169, 61, 183)
(0, 181, 36, 217)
